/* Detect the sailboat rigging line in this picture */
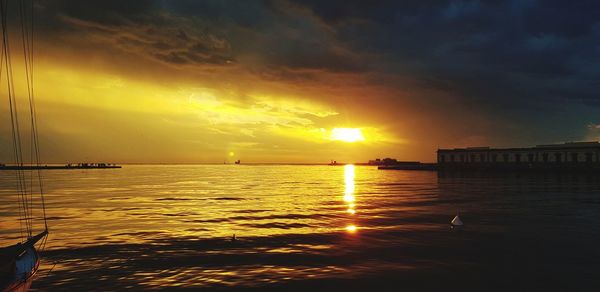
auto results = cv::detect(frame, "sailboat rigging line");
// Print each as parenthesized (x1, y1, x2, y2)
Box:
(30, 0, 48, 232)
(26, 0, 47, 233)
(0, 0, 48, 241)
(16, 0, 34, 230)
(2, 0, 27, 239)
(0, 14, 24, 240)
(20, 0, 34, 225)
(0, 1, 48, 288)
(19, 0, 46, 231)
(0, 0, 28, 239)
(30, 0, 47, 231)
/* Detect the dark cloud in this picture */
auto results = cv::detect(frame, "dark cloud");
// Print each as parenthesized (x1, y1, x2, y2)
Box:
(32, 0, 600, 146)
(36, 1, 235, 67)
(294, 0, 600, 147)
(35, 0, 364, 73)
(296, 1, 600, 137)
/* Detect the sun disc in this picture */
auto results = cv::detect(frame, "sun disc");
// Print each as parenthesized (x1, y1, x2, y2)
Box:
(331, 128, 364, 143)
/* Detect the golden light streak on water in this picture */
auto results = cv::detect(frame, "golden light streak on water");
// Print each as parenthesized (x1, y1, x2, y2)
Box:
(343, 194, 355, 203)
(343, 164, 358, 232)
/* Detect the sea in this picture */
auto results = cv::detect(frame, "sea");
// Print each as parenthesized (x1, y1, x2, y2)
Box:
(1, 165, 600, 291)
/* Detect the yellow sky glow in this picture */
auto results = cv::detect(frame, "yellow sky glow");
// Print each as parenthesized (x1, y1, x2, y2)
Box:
(0, 52, 409, 164)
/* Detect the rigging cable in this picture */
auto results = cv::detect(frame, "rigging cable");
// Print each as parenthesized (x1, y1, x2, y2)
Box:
(19, 0, 46, 233)
(1, 0, 36, 239)
(0, 0, 28, 239)
(0, 5, 25, 240)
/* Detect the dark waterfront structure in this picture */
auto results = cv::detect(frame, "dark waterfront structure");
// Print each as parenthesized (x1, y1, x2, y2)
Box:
(367, 158, 437, 170)
(437, 141, 600, 170)
(378, 161, 437, 170)
(368, 158, 402, 165)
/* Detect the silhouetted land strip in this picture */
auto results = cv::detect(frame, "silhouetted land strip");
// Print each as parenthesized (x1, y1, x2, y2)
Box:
(0, 163, 121, 170)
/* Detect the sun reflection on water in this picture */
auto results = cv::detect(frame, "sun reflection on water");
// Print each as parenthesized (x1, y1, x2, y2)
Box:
(345, 224, 357, 233)
(343, 164, 358, 233)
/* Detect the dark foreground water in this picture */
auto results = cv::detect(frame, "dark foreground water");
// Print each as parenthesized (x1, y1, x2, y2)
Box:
(1, 165, 600, 291)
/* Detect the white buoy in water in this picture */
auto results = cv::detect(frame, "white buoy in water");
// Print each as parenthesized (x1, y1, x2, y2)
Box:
(451, 212, 463, 226)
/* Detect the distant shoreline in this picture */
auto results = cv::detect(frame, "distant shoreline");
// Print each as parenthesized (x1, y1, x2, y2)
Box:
(0, 163, 393, 168)
(124, 162, 333, 165)
(0, 164, 121, 170)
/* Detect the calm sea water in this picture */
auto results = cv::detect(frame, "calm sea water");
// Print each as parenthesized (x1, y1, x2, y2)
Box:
(1, 165, 600, 291)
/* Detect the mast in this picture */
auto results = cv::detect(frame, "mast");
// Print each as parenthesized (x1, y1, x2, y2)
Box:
(0, 0, 48, 246)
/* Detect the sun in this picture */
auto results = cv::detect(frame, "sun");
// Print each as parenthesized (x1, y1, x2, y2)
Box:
(331, 128, 365, 143)
(345, 225, 358, 233)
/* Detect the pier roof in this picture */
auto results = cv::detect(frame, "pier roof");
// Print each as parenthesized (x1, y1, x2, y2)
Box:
(438, 141, 600, 152)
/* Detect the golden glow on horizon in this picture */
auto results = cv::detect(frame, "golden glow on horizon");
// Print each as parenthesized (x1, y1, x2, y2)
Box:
(345, 224, 357, 232)
(5, 59, 406, 163)
(331, 128, 365, 143)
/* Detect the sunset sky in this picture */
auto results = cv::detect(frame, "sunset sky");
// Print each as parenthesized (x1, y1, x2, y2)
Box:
(1, 0, 600, 163)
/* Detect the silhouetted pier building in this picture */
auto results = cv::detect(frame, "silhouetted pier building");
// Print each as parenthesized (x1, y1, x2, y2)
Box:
(437, 142, 600, 170)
